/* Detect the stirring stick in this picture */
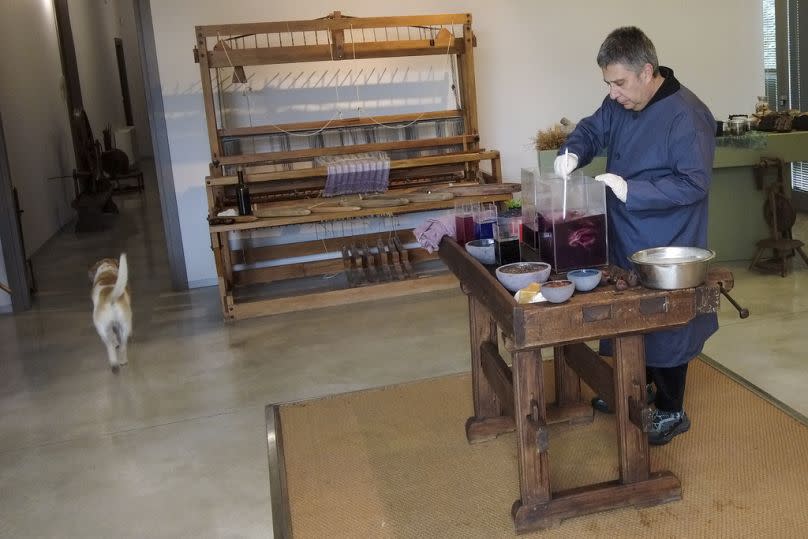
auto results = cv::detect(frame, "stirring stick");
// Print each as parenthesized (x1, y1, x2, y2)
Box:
(562, 149, 569, 219)
(564, 148, 570, 180)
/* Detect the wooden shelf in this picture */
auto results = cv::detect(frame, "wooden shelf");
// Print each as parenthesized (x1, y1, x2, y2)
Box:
(208, 193, 514, 232)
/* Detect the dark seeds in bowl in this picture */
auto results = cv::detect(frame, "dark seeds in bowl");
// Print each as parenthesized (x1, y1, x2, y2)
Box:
(544, 280, 572, 288)
(500, 263, 544, 274)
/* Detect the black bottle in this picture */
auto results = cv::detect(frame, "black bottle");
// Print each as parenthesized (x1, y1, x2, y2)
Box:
(236, 167, 252, 215)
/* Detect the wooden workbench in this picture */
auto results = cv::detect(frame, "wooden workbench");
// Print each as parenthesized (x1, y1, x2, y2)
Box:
(438, 237, 728, 533)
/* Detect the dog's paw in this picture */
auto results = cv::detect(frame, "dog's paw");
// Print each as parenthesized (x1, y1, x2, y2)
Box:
(111, 364, 120, 373)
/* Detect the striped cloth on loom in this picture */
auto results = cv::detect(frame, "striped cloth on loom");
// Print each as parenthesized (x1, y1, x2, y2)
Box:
(317, 152, 391, 197)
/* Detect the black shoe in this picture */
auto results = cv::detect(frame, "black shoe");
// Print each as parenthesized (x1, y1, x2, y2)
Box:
(591, 396, 612, 414)
(592, 384, 655, 414)
(648, 410, 690, 445)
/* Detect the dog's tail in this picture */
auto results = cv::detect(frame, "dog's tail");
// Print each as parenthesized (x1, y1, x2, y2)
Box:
(110, 253, 128, 301)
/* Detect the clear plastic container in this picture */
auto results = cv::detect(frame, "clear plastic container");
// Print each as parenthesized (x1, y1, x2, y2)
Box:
(473, 203, 497, 240)
(454, 201, 478, 244)
(495, 211, 522, 265)
(520, 168, 608, 272)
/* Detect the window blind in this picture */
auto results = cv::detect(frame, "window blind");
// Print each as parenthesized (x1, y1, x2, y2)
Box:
(767, 0, 808, 195)
(789, 1, 808, 193)
(763, 0, 778, 109)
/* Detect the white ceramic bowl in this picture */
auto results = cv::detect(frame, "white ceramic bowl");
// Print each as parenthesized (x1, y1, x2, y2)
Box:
(567, 268, 602, 292)
(465, 239, 496, 265)
(495, 262, 551, 292)
(540, 279, 575, 303)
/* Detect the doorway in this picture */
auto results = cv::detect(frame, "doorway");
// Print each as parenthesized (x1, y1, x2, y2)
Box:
(0, 113, 31, 311)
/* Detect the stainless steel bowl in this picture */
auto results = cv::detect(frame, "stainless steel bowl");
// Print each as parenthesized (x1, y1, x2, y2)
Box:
(629, 247, 716, 290)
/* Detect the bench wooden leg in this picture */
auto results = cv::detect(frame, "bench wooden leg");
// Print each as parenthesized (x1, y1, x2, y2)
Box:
(465, 294, 509, 442)
(511, 335, 681, 534)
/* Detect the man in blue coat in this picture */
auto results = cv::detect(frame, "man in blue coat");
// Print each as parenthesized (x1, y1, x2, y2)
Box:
(554, 27, 718, 445)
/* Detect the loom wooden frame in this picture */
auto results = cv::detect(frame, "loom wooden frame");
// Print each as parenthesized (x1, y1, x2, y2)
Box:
(195, 11, 511, 320)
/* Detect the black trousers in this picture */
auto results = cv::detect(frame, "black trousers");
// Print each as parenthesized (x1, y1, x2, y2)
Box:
(646, 363, 689, 412)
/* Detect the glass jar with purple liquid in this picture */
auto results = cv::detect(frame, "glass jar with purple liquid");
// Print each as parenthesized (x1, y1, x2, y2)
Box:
(521, 169, 608, 272)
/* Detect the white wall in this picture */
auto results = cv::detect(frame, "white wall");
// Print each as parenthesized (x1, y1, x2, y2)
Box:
(150, 0, 765, 287)
(69, 0, 153, 162)
(117, 0, 153, 158)
(0, 2, 75, 259)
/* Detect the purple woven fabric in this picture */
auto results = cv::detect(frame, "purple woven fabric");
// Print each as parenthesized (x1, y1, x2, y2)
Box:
(322, 156, 390, 197)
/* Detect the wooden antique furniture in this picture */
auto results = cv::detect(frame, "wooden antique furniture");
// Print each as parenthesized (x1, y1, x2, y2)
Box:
(194, 12, 514, 320)
(749, 157, 808, 276)
(439, 238, 734, 533)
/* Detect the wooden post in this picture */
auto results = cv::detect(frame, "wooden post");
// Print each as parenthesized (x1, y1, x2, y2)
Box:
(460, 15, 479, 144)
(460, 15, 479, 179)
(612, 335, 650, 483)
(490, 152, 503, 184)
(210, 232, 229, 317)
(511, 348, 552, 511)
(553, 345, 581, 407)
(468, 294, 499, 418)
(195, 30, 223, 170)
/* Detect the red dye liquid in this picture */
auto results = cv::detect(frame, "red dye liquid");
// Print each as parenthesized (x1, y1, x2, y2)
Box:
(455, 215, 476, 244)
(537, 212, 607, 272)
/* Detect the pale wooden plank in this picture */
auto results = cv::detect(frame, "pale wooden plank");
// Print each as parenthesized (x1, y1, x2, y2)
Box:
(218, 136, 473, 166)
(206, 39, 465, 67)
(218, 110, 462, 138)
(230, 273, 458, 319)
(196, 14, 470, 38)
(206, 150, 502, 186)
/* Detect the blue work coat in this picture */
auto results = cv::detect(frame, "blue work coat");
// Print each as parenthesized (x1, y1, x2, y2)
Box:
(560, 68, 718, 368)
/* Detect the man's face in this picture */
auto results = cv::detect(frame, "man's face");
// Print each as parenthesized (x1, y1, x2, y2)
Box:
(602, 63, 654, 111)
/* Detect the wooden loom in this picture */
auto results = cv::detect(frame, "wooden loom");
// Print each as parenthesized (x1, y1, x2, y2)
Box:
(195, 12, 514, 320)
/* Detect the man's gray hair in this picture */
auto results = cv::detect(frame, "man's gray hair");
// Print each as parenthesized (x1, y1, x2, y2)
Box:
(596, 27, 659, 76)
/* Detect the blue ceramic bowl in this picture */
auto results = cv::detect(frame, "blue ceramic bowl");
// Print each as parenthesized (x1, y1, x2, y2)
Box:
(540, 279, 575, 303)
(567, 268, 602, 292)
(465, 239, 496, 265)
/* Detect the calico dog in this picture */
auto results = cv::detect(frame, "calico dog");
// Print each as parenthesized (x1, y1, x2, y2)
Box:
(89, 253, 132, 371)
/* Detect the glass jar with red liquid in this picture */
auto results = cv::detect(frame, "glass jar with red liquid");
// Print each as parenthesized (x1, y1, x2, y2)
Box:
(454, 201, 479, 245)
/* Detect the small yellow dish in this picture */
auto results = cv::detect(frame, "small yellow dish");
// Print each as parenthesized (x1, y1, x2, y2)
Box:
(515, 282, 542, 304)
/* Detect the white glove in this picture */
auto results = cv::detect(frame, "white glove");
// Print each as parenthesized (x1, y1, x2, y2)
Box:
(553, 152, 579, 179)
(595, 173, 628, 203)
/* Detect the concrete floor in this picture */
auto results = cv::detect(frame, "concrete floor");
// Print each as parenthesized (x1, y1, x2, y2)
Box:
(1, 164, 806, 538)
